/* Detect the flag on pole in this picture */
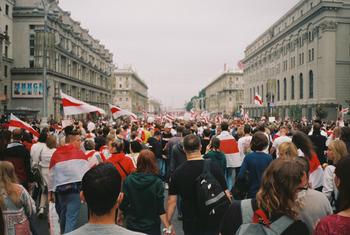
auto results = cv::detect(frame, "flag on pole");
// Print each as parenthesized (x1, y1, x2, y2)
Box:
(341, 107, 349, 114)
(8, 113, 40, 137)
(60, 91, 106, 115)
(109, 104, 137, 119)
(254, 93, 263, 106)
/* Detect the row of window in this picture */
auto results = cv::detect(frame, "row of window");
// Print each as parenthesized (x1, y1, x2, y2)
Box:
(249, 70, 314, 104)
(0, 4, 10, 16)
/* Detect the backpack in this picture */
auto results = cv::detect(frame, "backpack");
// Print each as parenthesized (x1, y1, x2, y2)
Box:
(195, 159, 230, 223)
(236, 199, 294, 235)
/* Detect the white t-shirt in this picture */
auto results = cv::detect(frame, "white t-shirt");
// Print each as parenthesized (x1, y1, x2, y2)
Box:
(238, 135, 252, 162)
(272, 135, 291, 158)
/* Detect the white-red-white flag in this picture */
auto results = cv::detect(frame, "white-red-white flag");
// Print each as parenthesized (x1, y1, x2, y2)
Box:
(341, 108, 349, 114)
(164, 113, 175, 122)
(60, 91, 106, 115)
(109, 104, 137, 119)
(254, 93, 263, 106)
(8, 113, 40, 137)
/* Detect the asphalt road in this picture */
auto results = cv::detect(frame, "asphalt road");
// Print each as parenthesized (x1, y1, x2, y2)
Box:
(32, 191, 184, 235)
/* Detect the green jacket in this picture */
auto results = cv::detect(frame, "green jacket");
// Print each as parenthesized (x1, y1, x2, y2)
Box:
(203, 150, 227, 175)
(120, 172, 165, 231)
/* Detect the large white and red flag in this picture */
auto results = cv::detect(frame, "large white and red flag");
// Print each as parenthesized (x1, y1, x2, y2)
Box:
(8, 113, 40, 137)
(109, 104, 137, 119)
(60, 91, 106, 115)
(163, 113, 175, 122)
(254, 93, 263, 106)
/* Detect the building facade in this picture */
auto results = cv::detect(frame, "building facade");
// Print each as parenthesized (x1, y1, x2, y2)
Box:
(113, 68, 148, 114)
(7, 0, 114, 120)
(204, 71, 244, 114)
(148, 98, 161, 114)
(243, 0, 350, 120)
(0, 0, 14, 114)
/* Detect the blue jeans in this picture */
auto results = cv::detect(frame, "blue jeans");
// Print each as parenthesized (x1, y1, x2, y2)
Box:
(55, 192, 81, 234)
(157, 158, 166, 179)
(226, 167, 240, 191)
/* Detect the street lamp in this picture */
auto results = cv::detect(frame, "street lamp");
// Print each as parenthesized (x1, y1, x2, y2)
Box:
(40, 0, 56, 126)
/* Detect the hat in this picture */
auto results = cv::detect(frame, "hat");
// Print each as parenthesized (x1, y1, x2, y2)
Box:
(165, 123, 172, 129)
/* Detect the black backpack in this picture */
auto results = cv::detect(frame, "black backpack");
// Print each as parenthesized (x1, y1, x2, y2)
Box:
(195, 160, 230, 223)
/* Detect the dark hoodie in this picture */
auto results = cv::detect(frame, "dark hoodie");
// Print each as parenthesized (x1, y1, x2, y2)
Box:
(170, 142, 187, 175)
(203, 150, 227, 176)
(120, 172, 165, 232)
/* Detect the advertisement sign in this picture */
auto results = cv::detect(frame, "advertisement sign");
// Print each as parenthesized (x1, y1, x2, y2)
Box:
(12, 81, 43, 98)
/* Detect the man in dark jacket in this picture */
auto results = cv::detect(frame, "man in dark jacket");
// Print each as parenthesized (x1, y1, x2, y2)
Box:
(2, 129, 32, 189)
(309, 123, 327, 164)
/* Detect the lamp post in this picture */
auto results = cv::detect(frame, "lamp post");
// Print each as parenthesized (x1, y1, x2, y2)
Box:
(40, 0, 55, 126)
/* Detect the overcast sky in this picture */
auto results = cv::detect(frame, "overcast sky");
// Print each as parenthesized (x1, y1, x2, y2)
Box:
(60, 0, 299, 109)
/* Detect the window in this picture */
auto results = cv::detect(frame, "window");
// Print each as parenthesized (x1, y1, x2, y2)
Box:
(119, 98, 122, 102)
(5, 25, 8, 35)
(283, 78, 287, 100)
(309, 70, 314, 98)
(4, 65, 7, 78)
(119, 84, 122, 88)
(126, 98, 128, 102)
(4, 46, 8, 57)
(29, 34, 35, 56)
(277, 80, 280, 101)
(5, 4, 9, 16)
(299, 73, 304, 99)
(29, 60, 34, 68)
(261, 85, 264, 101)
(250, 88, 252, 104)
(291, 76, 295, 100)
(312, 48, 315, 61)
(4, 86, 7, 96)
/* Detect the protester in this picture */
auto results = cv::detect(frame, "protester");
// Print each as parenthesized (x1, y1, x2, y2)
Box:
(148, 131, 165, 178)
(216, 122, 240, 191)
(200, 128, 211, 155)
(295, 157, 332, 234)
(220, 159, 309, 235)
(340, 126, 350, 152)
(292, 131, 324, 190)
(314, 157, 350, 234)
(167, 134, 230, 235)
(84, 140, 105, 168)
(48, 129, 90, 234)
(2, 129, 32, 190)
(203, 137, 227, 175)
(237, 131, 273, 198)
(309, 123, 328, 164)
(322, 139, 348, 208)
(129, 137, 143, 167)
(66, 163, 144, 235)
(237, 124, 252, 162)
(270, 126, 291, 158)
(278, 142, 298, 160)
(35, 134, 57, 218)
(119, 150, 171, 235)
(107, 140, 135, 181)
(0, 161, 36, 235)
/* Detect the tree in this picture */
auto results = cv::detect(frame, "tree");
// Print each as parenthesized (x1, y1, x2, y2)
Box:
(185, 101, 193, 111)
(315, 105, 328, 120)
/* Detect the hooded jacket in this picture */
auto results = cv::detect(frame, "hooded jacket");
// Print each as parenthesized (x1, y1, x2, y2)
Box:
(120, 172, 165, 231)
(203, 150, 227, 175)
(170, 142, 186, 175)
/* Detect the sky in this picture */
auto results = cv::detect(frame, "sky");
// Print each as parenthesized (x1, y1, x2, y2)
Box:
(60, 0, 299, 109)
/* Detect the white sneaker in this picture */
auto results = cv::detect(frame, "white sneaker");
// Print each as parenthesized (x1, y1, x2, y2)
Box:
(165, 183, 169, 190)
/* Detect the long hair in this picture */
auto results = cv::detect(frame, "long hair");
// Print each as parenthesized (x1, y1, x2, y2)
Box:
(0, 161, 20, 209)
(256, 159, 305, 219)
(136, 149, 159, 175)
(278, 142, 298, 160)
(292, 131, 314, 159)
(335, 157, 350, 211)
(328, 140, 348, 165)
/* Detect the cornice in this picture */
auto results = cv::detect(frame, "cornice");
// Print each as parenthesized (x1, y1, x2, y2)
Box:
(243, 2, 343, 63)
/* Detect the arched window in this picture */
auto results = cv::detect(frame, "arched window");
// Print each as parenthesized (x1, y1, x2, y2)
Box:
(309, 70, 314, 98)
(277, 80, 280, 101)
(291, 76, 295, 100)
(257, 86, 260, 95)
(283, 78, 287, 100)
(299, 73, 303, 99)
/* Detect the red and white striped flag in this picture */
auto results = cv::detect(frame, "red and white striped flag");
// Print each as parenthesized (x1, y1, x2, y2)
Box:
(215, 114, 223, 124)
(341, 107, 349, 114)
(8, 113, 40, 137)
(109, 104, 137, 119)
(60, 91, 106, 115)
(254, 93, 263, 106)
(164, 113, 175, 122)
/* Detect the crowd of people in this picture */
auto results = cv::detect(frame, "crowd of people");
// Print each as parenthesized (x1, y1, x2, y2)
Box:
(0, 116, 350, 235)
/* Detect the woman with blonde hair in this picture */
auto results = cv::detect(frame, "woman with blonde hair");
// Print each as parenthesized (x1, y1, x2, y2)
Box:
(278, 142, 298, 160)
(220, 159, 309, 235)
(0, 161, 36, 235)
(322, 139, 348, 208)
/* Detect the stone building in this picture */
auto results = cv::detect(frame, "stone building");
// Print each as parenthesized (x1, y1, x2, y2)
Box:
(204, 71, 244, 114)
(7, 0, 114, 120)
(148, 98, 161, 114)
(113, 67, 148, 114)
(243, 0, 350, 120)
(0, 0, 14, 114)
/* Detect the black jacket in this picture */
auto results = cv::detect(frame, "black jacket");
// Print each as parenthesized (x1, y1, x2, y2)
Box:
(170, 142, 186, 175)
